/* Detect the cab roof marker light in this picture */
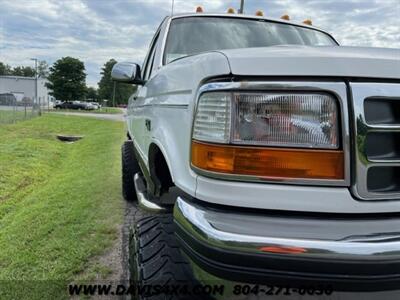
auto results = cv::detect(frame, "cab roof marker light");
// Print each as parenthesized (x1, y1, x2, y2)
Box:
(281, 14, 290, 20)
(196, 6, 203, 13)
(255, 10, 264, 16)
(303, 19, 313, 25)
(227, 7, 235, 14)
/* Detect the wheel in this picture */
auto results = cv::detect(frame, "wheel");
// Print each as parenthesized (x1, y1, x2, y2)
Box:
(122, 140, 140, 202)
(130, 215, 203, 300)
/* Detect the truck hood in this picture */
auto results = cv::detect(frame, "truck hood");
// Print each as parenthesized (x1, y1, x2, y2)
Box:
(217, 46, 400, 80)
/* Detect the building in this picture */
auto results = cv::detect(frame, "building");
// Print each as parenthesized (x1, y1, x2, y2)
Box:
(0, 76, 54, 107)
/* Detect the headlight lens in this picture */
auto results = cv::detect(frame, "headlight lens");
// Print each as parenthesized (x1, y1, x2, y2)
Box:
(193, 92, 231, 143)
(193, 92, 339, 149)
(233, 93, 339, 149)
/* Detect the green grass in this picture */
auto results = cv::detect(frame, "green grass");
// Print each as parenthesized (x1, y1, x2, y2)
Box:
(0, 109, 38, 124)
(0, 114, 125, 299)
(50, 107, 123, 114)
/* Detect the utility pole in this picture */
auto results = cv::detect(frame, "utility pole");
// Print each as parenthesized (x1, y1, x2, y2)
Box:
(30, 58, 40, 116)
(239, 0, 245, 14)
(112, 81, 116, 107)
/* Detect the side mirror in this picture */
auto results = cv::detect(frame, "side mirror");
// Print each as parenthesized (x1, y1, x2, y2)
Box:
(111, 62, 145, 85)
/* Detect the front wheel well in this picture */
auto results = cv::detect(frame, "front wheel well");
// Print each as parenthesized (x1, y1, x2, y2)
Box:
(148, 144, 174, 196)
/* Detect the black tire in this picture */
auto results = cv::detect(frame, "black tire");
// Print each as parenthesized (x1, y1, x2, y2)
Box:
(130, 215, 204, 300)
(122, 140, 140, 202)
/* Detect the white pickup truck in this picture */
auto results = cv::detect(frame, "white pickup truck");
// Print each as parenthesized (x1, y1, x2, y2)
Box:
(112, 12, 400, 298)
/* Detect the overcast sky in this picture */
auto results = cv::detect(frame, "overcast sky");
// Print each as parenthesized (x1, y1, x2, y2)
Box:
(1, 0, 399, 87)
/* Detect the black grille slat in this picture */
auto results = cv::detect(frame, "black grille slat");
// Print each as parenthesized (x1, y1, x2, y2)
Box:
(367, 167, 400, 193)
(365, 98, 400, 125)
(365, 132, 400, 161)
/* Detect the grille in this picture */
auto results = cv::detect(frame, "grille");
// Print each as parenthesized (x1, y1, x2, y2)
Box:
(351, 83, 400, 200)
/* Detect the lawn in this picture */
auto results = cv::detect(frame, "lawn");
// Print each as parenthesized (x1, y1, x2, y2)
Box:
(0, 114, 125, 299)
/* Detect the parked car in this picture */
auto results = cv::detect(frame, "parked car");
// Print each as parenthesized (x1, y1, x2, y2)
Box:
(112, 11, 400, 296)
(89, 102, 101, 109)
(53, 101, 65, 109)
(83, 102, 96, 110)
(54, 101, 94, 110)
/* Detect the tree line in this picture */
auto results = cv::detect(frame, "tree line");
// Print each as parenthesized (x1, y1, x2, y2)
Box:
(1, 57, 136, 106)
(0, 61, 48, 77)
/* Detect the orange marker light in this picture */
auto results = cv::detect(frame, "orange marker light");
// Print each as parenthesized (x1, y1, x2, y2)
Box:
(227, 7, 235, 13)
(255, 10, 264, 16)
(191, 141, 344, 180)
(281, 14, 290, 20)
(303, 19, 313, 25)
(196, 6, 203, 13)
(259, 246, 307, 254)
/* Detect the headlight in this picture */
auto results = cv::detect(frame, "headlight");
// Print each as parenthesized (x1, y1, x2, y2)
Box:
(193, 92, 231, 143)
(192, 91, 344, 181)
(193, 92, 339, 149)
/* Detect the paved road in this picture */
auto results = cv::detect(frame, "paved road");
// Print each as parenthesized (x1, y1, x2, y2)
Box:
(51, 111, 126, 122)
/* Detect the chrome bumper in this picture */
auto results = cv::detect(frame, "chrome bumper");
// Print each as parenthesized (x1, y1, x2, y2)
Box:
(173, 197, 400, 290)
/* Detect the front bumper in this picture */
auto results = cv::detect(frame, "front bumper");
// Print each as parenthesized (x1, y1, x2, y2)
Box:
(173, 197, 400, 291)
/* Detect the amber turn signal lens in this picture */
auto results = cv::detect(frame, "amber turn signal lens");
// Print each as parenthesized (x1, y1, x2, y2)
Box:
(191, 141, 344, 180)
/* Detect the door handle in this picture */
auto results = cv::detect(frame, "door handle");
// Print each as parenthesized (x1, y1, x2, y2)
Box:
(145, 119, 151, 131)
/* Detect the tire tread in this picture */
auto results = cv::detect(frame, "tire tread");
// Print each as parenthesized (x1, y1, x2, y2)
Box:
(130, 215, 202, 300)
(122, 140, 140, 202)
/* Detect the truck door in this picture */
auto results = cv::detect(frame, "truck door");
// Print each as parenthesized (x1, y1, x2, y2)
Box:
(128, 30, 160, 165)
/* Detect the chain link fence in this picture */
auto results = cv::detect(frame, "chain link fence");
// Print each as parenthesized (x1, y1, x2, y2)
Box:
(0, 93, 40, 125)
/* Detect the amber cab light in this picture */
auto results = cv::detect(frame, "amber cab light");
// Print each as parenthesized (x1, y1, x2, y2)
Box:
(191, 141, 344, 180)
(280, 14, 290, 20)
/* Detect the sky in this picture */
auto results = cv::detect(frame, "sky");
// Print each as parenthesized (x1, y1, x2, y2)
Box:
(1, 0, 399, 87)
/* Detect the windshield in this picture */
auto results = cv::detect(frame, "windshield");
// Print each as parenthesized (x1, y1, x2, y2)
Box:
(165, 17, 337, 64)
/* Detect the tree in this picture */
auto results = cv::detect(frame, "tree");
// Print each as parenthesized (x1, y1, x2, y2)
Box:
(86, 87, 98, 101)
(46, 57, 87, 101)
(12, 66, 36, 77)
(0, 62, 12, 75)
(0, 61, 48, 77)
(98, 59, 136, 106)
(37, 60, 49, 78)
